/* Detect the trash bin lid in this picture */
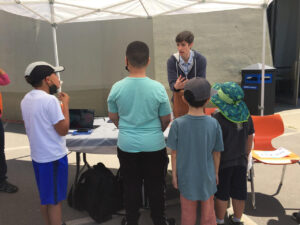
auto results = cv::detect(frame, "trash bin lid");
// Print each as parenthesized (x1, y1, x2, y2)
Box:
(242, 63, 275, 71)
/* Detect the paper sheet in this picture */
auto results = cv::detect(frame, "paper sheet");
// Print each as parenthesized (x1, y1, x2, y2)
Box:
(253, 147, 291, 158)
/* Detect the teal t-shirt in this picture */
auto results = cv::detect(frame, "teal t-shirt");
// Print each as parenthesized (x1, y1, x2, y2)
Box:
(107, 77, 171, 153)
(167, 115, 224, 201)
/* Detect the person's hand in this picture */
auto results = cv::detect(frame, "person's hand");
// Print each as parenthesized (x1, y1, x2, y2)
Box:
(174, 75, 187, 90)
(172, 175, 178, 189)
(216, 173, 219, 185)
(57, 92, 69, 105)
(0, 68, 6, 76)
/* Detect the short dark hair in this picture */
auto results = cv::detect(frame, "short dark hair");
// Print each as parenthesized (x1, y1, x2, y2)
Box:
(25, 76, 43, 88)
(126, 41, 149, 68)
(175, 31, 194, 44)
(184, 90, 208, 108)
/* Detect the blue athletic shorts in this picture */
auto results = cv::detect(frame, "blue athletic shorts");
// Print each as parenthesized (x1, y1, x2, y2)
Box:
(32, 155, 68, 205)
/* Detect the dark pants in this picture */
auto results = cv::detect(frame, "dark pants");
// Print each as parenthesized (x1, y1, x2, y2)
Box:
(0, 118, 7, 183)
(117, 147, 169, 225)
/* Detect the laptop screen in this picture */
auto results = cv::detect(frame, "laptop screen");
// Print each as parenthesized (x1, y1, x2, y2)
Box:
(69, 109, 95, 130)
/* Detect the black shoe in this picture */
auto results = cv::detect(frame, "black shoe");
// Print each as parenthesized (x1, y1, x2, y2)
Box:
(121, 217, 138, 225)
(228, 215, 244, 225)
(121, 217, 127, 225)
(166, 218, 176, 225)
(292, 212, 300, 223)
(0, 180, 18, 193)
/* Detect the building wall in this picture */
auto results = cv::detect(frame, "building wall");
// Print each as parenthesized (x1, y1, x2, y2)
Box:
(0, 8, 272, 120)
(153, 8, 273, 87)
(0, 11, 154, 120)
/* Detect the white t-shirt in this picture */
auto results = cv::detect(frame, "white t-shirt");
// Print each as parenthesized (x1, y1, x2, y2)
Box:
(21, 89, 67, 163)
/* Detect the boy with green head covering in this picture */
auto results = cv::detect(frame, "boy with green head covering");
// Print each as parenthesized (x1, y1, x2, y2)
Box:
(211, 82, 254, 225)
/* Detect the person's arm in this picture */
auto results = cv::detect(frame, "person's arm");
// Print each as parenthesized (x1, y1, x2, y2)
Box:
(247, 116, 255, 156)
(54, 92, 70, 136)
(196, 54, 207, 78)
(0, 68, 10, 86)
(167, 57, 181, 91)
(170, 149, 178, 189)
(246, 134, 254, 156)
(160, 114, 171, 132)
(108, 112, 119, 128)
(174, 75, 187, 90)
(213, 151, 221, 185)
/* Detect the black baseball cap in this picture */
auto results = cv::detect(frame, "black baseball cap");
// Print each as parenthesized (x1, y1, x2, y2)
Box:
(184, 77, 213, 101)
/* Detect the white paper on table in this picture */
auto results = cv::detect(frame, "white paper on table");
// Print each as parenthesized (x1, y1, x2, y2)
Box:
(253, 147, 291, 158)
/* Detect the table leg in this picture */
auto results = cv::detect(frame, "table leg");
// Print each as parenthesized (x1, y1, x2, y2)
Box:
(75, 152, 81, 183)
(83, 153, 89, 168)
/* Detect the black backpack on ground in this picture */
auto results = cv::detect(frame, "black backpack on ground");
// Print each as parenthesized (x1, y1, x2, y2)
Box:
(68, 162, 123, 223)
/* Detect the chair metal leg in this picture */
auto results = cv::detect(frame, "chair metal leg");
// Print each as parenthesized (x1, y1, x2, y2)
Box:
(250, 167, 256, 209)
(272, 165, 286, 196)
(280, 165, 287, 185)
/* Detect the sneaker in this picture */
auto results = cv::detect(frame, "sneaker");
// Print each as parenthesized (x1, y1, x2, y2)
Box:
(0, 180, 18, 193)
(166, 218, 176, 225)
(228, 215, 244, 225)
(292, 212, 300, 223)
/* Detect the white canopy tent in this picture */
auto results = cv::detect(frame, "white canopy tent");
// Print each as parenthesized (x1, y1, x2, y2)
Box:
(0, 0, 271, 115)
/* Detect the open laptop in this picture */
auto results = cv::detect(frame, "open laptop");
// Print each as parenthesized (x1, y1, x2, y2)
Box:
(69, 109, 99, 131)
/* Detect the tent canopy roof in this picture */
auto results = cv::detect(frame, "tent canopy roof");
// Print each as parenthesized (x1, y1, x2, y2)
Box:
(0, 0, 270, 24)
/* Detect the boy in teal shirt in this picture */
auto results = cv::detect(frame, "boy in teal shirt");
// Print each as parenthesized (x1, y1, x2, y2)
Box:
(107, 41, 175, 225)
(167, 77, 224, 225)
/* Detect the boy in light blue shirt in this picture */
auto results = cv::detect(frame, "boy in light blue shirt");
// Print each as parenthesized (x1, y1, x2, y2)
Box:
(167, 77, 224, 225)
(107, 41, 175, 225)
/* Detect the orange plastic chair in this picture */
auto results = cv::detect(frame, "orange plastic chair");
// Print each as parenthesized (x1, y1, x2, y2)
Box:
(249, 114, 300, 209)
(252, 114, 284, 150)
(204, 107, 217, 116)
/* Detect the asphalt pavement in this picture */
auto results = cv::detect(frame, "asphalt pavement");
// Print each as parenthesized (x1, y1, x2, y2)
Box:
(1, 105, 300, 225)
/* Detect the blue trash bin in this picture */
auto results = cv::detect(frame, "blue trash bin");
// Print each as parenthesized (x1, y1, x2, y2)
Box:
(241, 64, 276, 115)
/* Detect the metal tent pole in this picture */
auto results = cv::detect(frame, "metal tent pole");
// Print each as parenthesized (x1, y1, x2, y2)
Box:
(50, 1, 60, 76)
(49, 0, 62, 93)
(51, 25, 60, 70)
(260, 2, 267, 116)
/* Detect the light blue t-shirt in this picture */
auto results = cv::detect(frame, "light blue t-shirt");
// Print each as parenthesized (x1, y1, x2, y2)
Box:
(107, 77, 171, 153)
(167, 115, 224, 201)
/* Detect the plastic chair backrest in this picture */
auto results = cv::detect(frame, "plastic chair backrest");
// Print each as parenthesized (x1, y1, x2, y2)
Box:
(252, 114, 284, 150)
(204, 107, 217, 116)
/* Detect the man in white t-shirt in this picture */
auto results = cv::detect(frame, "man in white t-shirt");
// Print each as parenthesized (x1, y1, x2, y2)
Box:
(21, 61, 69, 225)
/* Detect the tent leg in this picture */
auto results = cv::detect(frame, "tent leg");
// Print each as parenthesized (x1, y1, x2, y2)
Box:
(260, 4, 267, 116)
(50, 1, 62, 91)
(52, 25, 60, 68)
(51, 24, 62, 92)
